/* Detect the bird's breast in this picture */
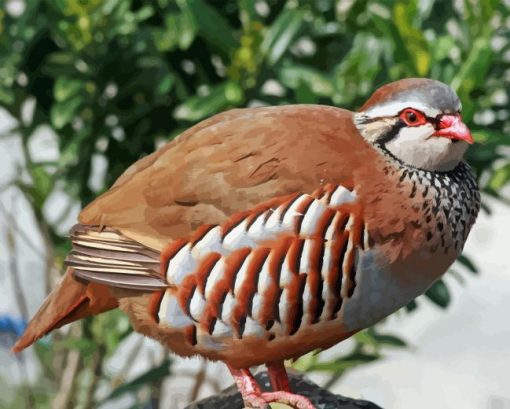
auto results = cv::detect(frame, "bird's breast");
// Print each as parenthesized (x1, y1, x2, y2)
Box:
(338, 247, 448, 331)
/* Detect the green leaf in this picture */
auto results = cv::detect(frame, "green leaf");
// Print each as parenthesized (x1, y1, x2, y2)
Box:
(54, 77, 84, 102)
(371, 332, 407, 347)
(291, 351, 319, 372)
(156, 73, 175, 95)
(0, 86, 14, 105)
(50, 96, 83, 129)
(425, 279, 451, 309)
(182, 0, 237, 56)
(393, 0, 430, 76)
(173, 81, 243, 121)
(55, 337, 97, 354)
(354, 330, 378, 348)
(102, 358, 172, 402)
(91, 309, 132, 356)
(457, 254, 478, 274)
(451, 36, 493, 121)
(406, 299, 418, 312)
(21, 165, 54, 210)
(333, 32, 385, 104)
(155, 10, 198, 52)
(278, 63, 334, 97)
(238, 0, 258, 26)
(488, 163, 510, 191)
(356, 329, 407, 348)
(261, 9, 305, 66)
(309, 351, 379, 373)
(134, 5, 154, 22)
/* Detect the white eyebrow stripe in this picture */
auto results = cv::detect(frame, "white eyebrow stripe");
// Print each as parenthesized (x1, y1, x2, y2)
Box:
(364, 101, 440, 119)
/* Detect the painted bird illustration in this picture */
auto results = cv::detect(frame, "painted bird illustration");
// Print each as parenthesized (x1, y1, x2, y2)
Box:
(14, 78, 480, 409)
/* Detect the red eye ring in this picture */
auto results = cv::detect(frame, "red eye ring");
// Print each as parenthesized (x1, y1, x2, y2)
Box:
(400, 108, 426, 126)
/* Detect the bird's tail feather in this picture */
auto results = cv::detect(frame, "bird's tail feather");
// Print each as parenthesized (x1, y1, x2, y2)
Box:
(12, 267, 118, 353)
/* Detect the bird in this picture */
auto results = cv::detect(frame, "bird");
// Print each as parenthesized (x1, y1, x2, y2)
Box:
(13, 78, 480, 409)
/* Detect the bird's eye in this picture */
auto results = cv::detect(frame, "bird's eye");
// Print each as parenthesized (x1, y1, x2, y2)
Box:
(400, 108, 426, 126)
(407, 112, 417, 122)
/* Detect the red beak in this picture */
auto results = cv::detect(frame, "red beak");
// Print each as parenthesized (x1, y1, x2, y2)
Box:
(433, 114, 474, 144)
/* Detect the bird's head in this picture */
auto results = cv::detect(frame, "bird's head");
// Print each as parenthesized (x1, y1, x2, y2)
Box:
(354, 78, 473, 172)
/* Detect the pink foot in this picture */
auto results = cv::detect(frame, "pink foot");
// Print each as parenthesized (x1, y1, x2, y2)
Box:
(241, 394, 271, 409)
(261, 391, 315, 409)
(227, 363, 316, 409)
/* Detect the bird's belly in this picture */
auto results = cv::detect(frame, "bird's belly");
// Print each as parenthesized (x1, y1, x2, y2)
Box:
(339, 249, 444, 332)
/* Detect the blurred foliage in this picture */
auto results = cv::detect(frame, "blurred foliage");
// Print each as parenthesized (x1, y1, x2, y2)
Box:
(0, 0, 509, 408)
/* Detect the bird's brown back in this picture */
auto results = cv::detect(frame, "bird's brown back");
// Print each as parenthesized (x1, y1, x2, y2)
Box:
(79, 105, 379, 250)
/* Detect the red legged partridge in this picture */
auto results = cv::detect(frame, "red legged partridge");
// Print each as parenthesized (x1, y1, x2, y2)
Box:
(14, 78, 480, 409)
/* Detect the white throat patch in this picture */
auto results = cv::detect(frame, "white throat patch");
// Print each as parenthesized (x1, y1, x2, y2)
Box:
(384, 124, 469, 171)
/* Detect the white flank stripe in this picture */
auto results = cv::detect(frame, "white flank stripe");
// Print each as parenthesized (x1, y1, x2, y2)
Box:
(223, 219, 256, 251)
(321, 242, 333, 280)
(345, 215, 354, 231)
(189, 290, 206, 321)
(265, 207, 283, 232)
(243, 317, 265, 337)
(162, 293, 193, 328)
(279, 288, 291, 331)
(330, 186, 356, 206)
(363, 225, 370, 249)
(300, 239, 313, 273)
(251, 293, 263, 321)
(325, 212, 340, 241)
(321, 284, 335, 321)
(282, 194, 308, 229)
(321, 281, 331, 303)
(257, 256, 272, 294)
(247, 212, 267, 240)
(204, 257, 225, 298)
(302, 279, 312, 325)
(212, 320, 232, 337)
(166, 243, 197, 285)
(342, 237, 354, 276)
(222, 292, 235, 322)
(158, 290, 170, 322)
(234, 253, 252, 297)
(192, 226, 225, 259)
(300, 199, 327, 236)
(279, 255, 293, 287)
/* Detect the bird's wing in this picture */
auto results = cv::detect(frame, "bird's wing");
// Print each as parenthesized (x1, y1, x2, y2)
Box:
(78, 105, 377, 251)
(64, 105, 381, 293)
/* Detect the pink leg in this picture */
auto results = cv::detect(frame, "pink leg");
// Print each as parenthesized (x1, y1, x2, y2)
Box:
(227, 363, 315, 409)
(266, 361, 291, 392)
(264, 361, 315, 409)
(227, 364, 269, 409)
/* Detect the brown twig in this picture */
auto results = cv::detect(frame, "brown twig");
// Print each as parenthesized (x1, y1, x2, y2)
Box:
(189, 361, 208, 403)
(82, 343, 107, 409)
(109, 335, 145, 388)
(152, 346, 170, 409)
(4, 200, 30, 320)
(0, 196, 46, 266)
(52, 324, 83, 409)
(3, 200, 38, 406)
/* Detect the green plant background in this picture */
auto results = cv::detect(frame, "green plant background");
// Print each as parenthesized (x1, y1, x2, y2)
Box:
(0, 0, 509, 408)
